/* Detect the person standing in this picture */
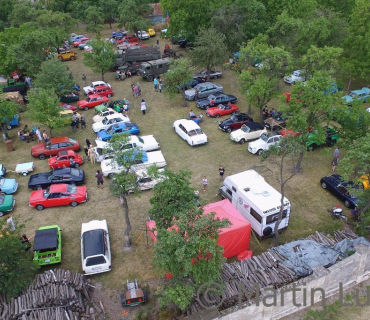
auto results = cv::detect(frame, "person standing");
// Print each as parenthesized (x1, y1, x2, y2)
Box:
(80, 114, 86, 129)
(83, 145, 89, 161)
(137, 82, 141, 96)
(195, 88, 199, 101)
(219, 166, 225, 181)
(96, 170, 104, 188)
(88, 146, 96, 163)
(203, 176, 208, 191)
(133, 85, 139, 98)
(86, 138, 92, 148)
(154, 77, 158, 92)
(71, 118, 77, 133)
(141, 99, 147, 115)
(82, 74, 86, 85)
(159, 78, 162, 93)
(42, 130, 49, 143)
(35, 127, 42, 143)
(334, 147, 340, 161)
(331, 158, 337, 172)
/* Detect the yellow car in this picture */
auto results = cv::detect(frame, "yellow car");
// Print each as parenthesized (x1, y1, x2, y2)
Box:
(148, 28, 156, 37)
(359, 174, 370, 189)
(59, 110, 81, 120)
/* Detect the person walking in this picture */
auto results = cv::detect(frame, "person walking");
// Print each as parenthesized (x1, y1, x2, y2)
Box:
(82, 74, 86, 85)
(133, 85, 139, 98)
(80, 114, 86, 129)
(88, 146, 96, 164)
(137, 82, 141, 96)
(154, 77, 158, 92)
(141, 99, 147, 115)
(95, 170, 104, 188)
(35, 127, 43, 143)
(334, 147, 340, 161)
(331, 158, 337, 172)
(219, 166, 225, 181)
(83, 145, 89, 161)
(86, 138, 92, 148)
(71, 118, 77, 133)
(203, 176, 208, 191)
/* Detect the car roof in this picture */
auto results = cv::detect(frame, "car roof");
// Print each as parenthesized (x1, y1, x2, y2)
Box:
(52, 167, 73, 174)
(49, 137, 74, 144)
(245, 122, 264, 129)
(34, 227, 58, 251)
(177, 119, 201, 130)
(82, 229, 105, 258)
(58, 150, 75, 156)
(92, 81, 106, 86)
(94, 85, 110, 90)
(48, 184, 70, 192)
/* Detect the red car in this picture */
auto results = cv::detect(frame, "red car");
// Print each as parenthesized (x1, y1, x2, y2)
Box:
(31, 137, 80, 160)
(123, 35, 138, 43)
(29, 184, 87, 211)
(88, 85, 114, 98)
(59, 103, 77, 111)
(77, 94, 109, 110)
(206, 103, 239, 118)
(73, 37, 89, 47)
(48, 150, 84, 169)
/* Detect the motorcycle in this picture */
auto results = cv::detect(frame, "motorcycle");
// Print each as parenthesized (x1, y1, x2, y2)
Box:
(327, 206, 347, 221)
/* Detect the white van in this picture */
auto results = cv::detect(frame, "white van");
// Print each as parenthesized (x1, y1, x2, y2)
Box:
(219, 169, 290, 239)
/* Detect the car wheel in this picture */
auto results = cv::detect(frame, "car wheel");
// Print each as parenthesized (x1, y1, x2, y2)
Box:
(321, 182, 327, 189)
(257, 149, 263, 156)
(70, 201, 78, 207)
(326, 139, 334, 147)
(74, 163, 80, 167)
(215, 114, 220, 118)
(213, 75, 218, 79)
(6, 125, 11, 130)
(107, 94, 112, 98)
(308, 144, 317, 151)
(108, 173, 115, 178)
(0, 212, 4, 217)
(84, 106, 89, 111)
(70, 56, 75, 61)
(239, 139, 246, 145)
(22, 172, 28, 176)
(38, 154, 46, 160)
(226, 127, 232, 133)
(36, 204, 44, 211)
(57, 56, 63, 60)
(36, 186, 43, 191)
(344, 200, 351, 208)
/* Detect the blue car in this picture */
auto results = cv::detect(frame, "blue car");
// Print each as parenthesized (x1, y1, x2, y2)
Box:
(97, 122, 140, 141)
(341, 87, 370, 104)
(0, 177, 18, 194)
(112, 30, 128, 39)
(3, 114, 19, 129)
(70, 35, 85, 43)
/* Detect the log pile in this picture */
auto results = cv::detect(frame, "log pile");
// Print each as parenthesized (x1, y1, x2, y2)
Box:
(0, 269, 103, 320)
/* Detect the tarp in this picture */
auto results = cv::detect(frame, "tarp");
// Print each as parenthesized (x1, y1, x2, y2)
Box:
(146, 199, 251, 259)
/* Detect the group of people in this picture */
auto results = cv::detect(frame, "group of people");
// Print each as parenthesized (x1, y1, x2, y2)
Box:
(18, 125, 35, 143)
(71, 112, 86, 132)
(83, 139, 96, 164)
(262, 106, 276, 118)
(202, 166, 226, 192)
(131, 82, 141, 98)
(154, 77, 162, 93)
(115, 69, 132, 81)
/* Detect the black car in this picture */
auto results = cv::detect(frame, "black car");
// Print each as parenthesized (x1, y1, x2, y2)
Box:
(196, 93, 238, 109)
(218, 113, 254, 133)
(28, 168, 85, 190)
(320, 174, 360, 208)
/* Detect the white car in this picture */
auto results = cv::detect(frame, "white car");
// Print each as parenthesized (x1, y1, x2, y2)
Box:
(173, 119, 208, 146)
(136, 31, 150, 40)
(83, 81, 112, 95)
(283, 70, 306, 85)
(230, 122, 267, 144)
(248, 132, 282, 155)
(92, 108, 118, 123)
(81, 219, 111, 275)
(129, 167, 165, 192)
(93, 135, 160, 162)
(101, 150, 167, 178)
(92, 114, 130, 132)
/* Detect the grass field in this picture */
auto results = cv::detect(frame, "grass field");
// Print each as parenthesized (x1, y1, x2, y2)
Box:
(2, 24, 370, 318)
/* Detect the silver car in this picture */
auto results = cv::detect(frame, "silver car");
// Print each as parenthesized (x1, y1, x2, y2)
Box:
(193, 70, 223, 79)
(184, 82, 223, 100)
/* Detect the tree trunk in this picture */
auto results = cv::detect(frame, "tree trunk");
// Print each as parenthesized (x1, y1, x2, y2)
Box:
(259, 106, 263, 123)
(109, 22, 112, 29)
(49, 127, 53, 138)
(248, 103, 252, 116)
(295, 151, 304, 172)
(121, 194, 132, 249)
(101, 69, 104, 81)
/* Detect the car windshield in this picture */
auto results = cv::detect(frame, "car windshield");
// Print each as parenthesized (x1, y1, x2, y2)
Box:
(231, 116, 237, 122)
(43, 187, 50, 198)
(86, 97, 91, 102)
(102, 117, 108, 124)
(138, 136, 144, 144)
(188, 129, 203, 136)
(106, 125, 114, 133)
(241, 125, 250, 133)
(260, 133, 269, 142)
(69, 138, 77, 144)
(66, 184, 77, 193)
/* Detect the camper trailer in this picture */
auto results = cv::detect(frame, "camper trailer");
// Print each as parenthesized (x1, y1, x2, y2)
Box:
(219, 169, 290, 239)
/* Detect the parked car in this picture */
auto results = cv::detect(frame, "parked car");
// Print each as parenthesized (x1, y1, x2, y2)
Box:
(193, 70, 223, 80)
(248, 132, 282, 155)
(48, 150, 84, 169)
(0, 193, 15, 217)
(206, 103, 239, 118)
(92, 108, 118, 123)
(273, 125, 301, 137)
(83, 81, 112, 95)
(112, 30, 128, 39)
(88, 85, 114, 98)
(264, 112, 289, 130)
(33, 225, 62, 266)
(29, 184, 87, 211)
(78, 40, 90, 50)
(173, 119, 208, 146)
(359, 174, 370, 189)
(131, 168, 165, 192)
(218, 113, 254, 133)
(184, 82, 223, 100)
(59, 103, 77, 111)
(306, 126, 339, 150)
(196, 93, 237, 109)
(60, 93, 79, 103)
(73, 37, 89, 47)
(92, 114, 131, 132)
(283, 70, 306, 85)
(81, 219, 111, 275)
(320, 174, 360, 208)
(230, 122, 267, 144)
(78, 94, 109, 110)
(0, 177, 18, 194)
(123, 35, 139, 43)
(341, 87, 370, 104)
(136, 31, 150, 40)
(31, 137, 80, 160)
(147, 28, 156, 37)
(56, 50, 77, 61)
(96, 122, 140, 141)
(28, 167, 85, 190)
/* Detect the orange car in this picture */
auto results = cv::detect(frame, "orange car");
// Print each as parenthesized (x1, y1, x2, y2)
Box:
(48, 150, 84, 169)
(31, 137, 80, 160)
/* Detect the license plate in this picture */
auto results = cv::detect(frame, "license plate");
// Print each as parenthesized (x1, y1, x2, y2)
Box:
(92, 267, 101, 271)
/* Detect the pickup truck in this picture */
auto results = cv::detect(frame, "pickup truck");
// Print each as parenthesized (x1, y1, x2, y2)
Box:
(101, 150, 166, 178)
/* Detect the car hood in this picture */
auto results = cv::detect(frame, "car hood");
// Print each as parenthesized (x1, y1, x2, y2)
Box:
(97, 131, 111, 140)
(28, 173, 50, 186)
(341, 95, 352, 103)
(184, 88, 195, 96)
(196, 99, 209, 107)
(31, 144, 47, 154)
(219, 118, 234, 126)
(1, 178, 17, 191)
(248, 138, 265, 149)
(1, 195, 14, 209)
(77, 100, 88, 106)
(29, 190, 46, 203)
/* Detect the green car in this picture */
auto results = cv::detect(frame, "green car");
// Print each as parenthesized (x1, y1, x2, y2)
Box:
(33, 225, 62, 266)
(94, 103, 108, 113)
(306, 126, 339, 150)
(0, 194, 15, 217)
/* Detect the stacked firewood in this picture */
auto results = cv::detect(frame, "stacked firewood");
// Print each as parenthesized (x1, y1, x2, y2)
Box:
(0, 269, 104, 320)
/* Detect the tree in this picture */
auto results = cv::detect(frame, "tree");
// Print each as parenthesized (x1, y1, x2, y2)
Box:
(83, 40, 117, 81)
(100, 0, 119, 29)
(162, 58, 194, 107)
(258, 136, 305, 246)
(27, 88, 70, 137)
(84, 6, 104, 34)
(0, 219, 38, 300)
(149, 169, 230, 310)
(190, 27, 228, 81)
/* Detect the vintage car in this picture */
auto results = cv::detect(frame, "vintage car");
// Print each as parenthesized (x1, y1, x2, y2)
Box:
(230, 122, 267, 144)
(73, 37, 89, 47)
(283, 70, 307, 85)
(48, 150, 84, 169)
(248, 132, 282, 155)
(87, 85, 114, 98)
(206, 103, 239, 118)
(0, 164, 6, 177)
(78, 94, 109, 110)
(70, 34, 85, 42)
(148, 28, 156, 37)
(0, 177, 18, 194)
(112, 30, 128, 39)
(184, 82, 223, 100)
(193, 70, 223, 80)
(136, 31, 150, 40)
(0, 193, 15, 217)
(121, 280, 147, 307)
(83, 81, 112, 95)
(96, 123, 140, 141)
(92, 108, 118, 123)
(92, 113, 130, 132)
(173, 119, 208, 146)
(33, 225, 62, 266)
(28, 167, 85, 190)
(273, 125, 301, 137)
(132, 168, 165, 192)
(78, 40, 90, 50)
(218, 113, 254, 133)
(306, 126, 339, 150)
(320, 174, 360, 208)
(359, 174, 370, 189)
(31, 137, 80, 160)
(56, 51, 77, 61)
(264, 112, 289, 130)
(123, 35, 139, 43)
(196, 93, 237, 109)
(59, 103, 77, 111)
(81, 219, 111, 275)
(341, 87, 370, 104)
(29, 184, 87, 211)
